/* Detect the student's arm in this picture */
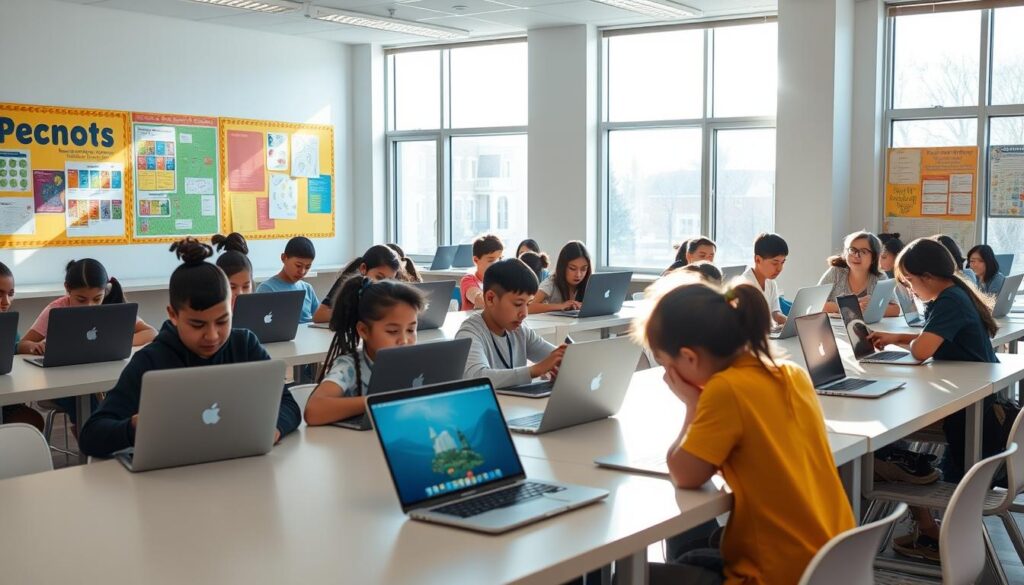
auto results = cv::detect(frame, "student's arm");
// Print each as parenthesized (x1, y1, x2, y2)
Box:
(883, 302, 901, 318)
(132, 318, 157, 346)
(522, 327, 565, 378)
(304, 381, 366, 426)
(457, 329, 533, 388)
(464, 285, 484, 309)
(772, 311, 787, 325)
(247, 332, 300, 439)
(527, 291, 581, 314)
(818, 268, 841, 314)
(666, 369, 739, 490)
(78, 357, 148, 457)
(312, 304, 332, 324)
(17, 329, 45, 355)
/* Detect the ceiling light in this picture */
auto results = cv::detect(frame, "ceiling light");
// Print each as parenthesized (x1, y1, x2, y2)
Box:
(184, 0, 301, 14)
(591, 0, 702, 19)
(311, 7, 470, 40)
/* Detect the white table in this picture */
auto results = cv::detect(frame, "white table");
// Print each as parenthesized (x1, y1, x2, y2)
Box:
(526, 303, 642, 342)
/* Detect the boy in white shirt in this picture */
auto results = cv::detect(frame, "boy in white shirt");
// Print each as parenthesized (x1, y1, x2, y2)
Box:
(740, 233, 788, 326)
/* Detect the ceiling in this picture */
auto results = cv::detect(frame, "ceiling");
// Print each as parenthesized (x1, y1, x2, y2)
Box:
(58, 0, 776, 45)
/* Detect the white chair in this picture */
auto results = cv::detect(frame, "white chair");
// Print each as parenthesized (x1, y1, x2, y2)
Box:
(288, 383, 316, 420)
(798, 503, 907, 585)
(0, 423, 54, 480)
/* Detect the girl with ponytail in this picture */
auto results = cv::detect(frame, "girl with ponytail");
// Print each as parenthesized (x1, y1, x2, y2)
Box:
(634, 274, 853, 584)
(79, 237, 301, 458)
(386, 243, 423, 283)
(312, 245, 402, 323)
(212, 232, 253, 304)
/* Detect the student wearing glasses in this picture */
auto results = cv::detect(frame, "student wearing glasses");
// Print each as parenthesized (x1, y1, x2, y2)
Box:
(818, 231, 900, 316)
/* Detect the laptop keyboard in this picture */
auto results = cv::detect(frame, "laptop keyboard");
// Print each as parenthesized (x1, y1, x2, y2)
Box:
(507, 413, 544, 429)
(869, 351, 909, 362)
(824, 378, 875, 391)
(434, 482, 566, 518)
(503, 381, 554, 396)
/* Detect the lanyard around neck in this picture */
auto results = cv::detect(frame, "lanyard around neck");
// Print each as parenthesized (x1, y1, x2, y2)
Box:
(490, 333, 514, 370)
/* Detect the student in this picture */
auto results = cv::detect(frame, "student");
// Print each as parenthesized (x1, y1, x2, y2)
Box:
(878, 232, 904, 278)
(18, 258, 157, 356)
(518, 250, 550, 282)
(867, 237, 1005, 561)
(386, 243, 423, 283)
(515, 238, 542, 259)
(676, 261, 722, 284)
(313, 245, 401, 323)
(78, 238, 301, 458)
(740, 232, 788, 325)
(304, 277, 425, 426)
(636, 275, 854, 584)
(935, 234, 967, 272)
(212, 232, 252, 305)
(531, 240, 592, 314)
(818, 231, 899, 317)
(664, 237, 717, 275)
(966, 244, 1006, 296)
(0, 262, 43, 430)
(455, 258, 566, 389)
(256, 236, 318, 324)
(460, 234, 504, 311)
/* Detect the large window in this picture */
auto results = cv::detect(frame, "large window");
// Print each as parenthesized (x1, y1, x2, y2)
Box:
(387, 41, 527, 256)
(602, 20, 778, 271)
(887, 4, 1024, 275)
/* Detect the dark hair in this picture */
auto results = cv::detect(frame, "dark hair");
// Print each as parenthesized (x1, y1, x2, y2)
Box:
(342, 245, 402, 278)
(518, 251, 550, 281)
(472, 233, 504, 259)
(168, 238, 229, 312)
(828, 231, 883, 277)
(212, 232, 252, 278)
(516, 239, 541, 256)
(483, 258, 539, 295)
(678, 260, 723, 283)
(318, 277, 425, 387)
(0, 261, 12, 279)
(283, 236, 316, 260)
(896, 238, 997, 337)
(934, 235, 966, 270)
(64, 258, 124, 304)
(386, 243, 422, 283)
(753, 233, 789, 258)
(966, 244, 1000, 285)
(879, 232, 904, 258)
(674, 237, 717, 266)
(554, 241, 592, 302)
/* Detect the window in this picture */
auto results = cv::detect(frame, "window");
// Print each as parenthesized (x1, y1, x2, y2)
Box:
(387, 40, 527, 255)
(602, 20, 778, 271)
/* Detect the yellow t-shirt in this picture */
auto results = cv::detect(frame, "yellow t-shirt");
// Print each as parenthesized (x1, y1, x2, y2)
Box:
(681, 354, 854, 585)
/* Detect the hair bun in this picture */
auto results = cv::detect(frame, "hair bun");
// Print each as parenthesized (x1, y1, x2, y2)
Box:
(211, 232, 249, 255)
(170, 237, 214, 266)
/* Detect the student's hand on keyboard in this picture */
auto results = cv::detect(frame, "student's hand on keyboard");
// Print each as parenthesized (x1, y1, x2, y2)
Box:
(663, 366, 700, 408)
(529, 344, 567, 379)
(23, 340, 45, 355)
(867, 331, 900, 350)
(560, 300, 582, 311)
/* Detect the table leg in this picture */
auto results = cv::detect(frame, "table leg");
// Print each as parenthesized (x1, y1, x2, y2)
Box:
(838, 458, 862, 520)
(966, 401, 983, 468)
(76, 393, 92, 465)
(615, 551, 648, 585)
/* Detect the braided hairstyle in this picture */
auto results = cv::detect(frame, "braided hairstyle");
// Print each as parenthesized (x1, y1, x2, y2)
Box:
(169, 237, 229, 311)
(387, 243, 422, 283)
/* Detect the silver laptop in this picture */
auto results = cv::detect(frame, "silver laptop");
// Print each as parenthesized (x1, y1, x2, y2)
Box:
(860, 278, 897, 324)
(992, 273, 1023, 318)
(232, 290, 305, 343)
(795, 312, 906, 398)
(115, 360, 287, 472)
(548, 271, 633, 318)
(995, 254, 1014, 276)
(769, 284, 831, 340)
(0, 311, 18, 375)
(505, 337, 642, 434)
(894, 283, 925, 327)
(367, 378, 608, 534)
(411, 280, 455, 330)
(26, 303, 137, 368)
(837, 295, 926, 365)
(719, 265, 747, 281)
(594, 452, 670, 477)
(451, 244, 474, 268)
(333, 339, 472, 431)
(429, 245, 458, 271)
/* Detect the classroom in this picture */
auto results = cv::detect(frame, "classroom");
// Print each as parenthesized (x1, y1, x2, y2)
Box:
(1, 0, 1024, 583)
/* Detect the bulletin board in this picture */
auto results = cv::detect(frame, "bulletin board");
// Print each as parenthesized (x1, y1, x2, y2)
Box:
(0, 102, 132, 248)
(989, 145, 1024, 217)
(218, 117, 334, 240)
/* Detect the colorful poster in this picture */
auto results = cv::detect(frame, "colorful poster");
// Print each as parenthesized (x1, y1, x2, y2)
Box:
(268, 173, 297, 220)
(256, 197, 275, 230)
(64, 160, 125, 238)
(226, 130, 265, 191)
(32, 170, 65, 213)
(885, 147, 978, 221)
(307, 175, 332, 214)
(0, 198, 35, 235)
(134, 125, 176, 193)
(267, 132, 288, 172)
(290, 133, 319, 178)
(989, 145, 1024, 217)
(0, 150, 31, 192)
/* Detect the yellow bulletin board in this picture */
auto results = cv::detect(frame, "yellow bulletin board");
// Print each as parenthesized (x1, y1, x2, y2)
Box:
(885, 147, 978, 220)
(0, 103, 132, 248)
(219, 118, 334, 240)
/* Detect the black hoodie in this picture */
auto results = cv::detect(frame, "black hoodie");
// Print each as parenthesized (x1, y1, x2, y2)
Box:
(79, 321, 301, 457)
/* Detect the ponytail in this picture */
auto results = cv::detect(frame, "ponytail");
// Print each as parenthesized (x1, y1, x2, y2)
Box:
(342, 245, 401, 277)
(400, 257, 422, 283)
(212, 233, 252, 279)
(65, 258, 124, 303)
(952, 274, 999, 337)
(104, 277, 126, 305)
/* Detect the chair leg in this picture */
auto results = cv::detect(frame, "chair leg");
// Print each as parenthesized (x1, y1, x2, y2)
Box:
(1000, 511, 1024, 564)
(983, 524, 1010, 585)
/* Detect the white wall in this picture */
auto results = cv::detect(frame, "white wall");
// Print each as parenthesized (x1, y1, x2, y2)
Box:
(849, 0, 885, 234)
(0, 0, 353, 287)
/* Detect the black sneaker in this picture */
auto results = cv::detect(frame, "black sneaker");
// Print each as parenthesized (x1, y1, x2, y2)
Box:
(893, 532, 940, 562)
(875, 449, 940, 485)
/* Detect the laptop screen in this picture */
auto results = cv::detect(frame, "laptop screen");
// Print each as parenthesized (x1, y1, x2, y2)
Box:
(370, 382, 525, 509)
(795, 313, 847, 387)
(894, 284, 918, 317)
(836, 295, 876, 360)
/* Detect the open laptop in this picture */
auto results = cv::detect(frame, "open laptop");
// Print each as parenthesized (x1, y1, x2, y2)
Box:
(894, 283, 925, 327)
(769, 284, 831, 340)
(995, 254, 1014, 276)
(548, 271, 633, 318)
(719, 265, 747, 281)
(115, 360, 287, 472)
(451, 244, 474, 268)
(26, 303, 138, 368)
(429, 245, 458, 271)
(0, 312, 18, 375)
(992, 273, 1024, 318)
(504, 337, 642, 434)
(837, 295, 926, 365)
(232, 290, 305, 343)
(859, 278, 897, 324)
(367, 378, 608, 533)
(795, 313, 906, 398)
(333, 339, 472, 431)
(411, 280, 456, 330)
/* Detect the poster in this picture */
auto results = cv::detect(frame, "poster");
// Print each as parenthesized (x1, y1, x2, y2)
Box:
(989, 145, 1024, 217)
(307, 175, 332, 214)
(134, 125, 176, 193)
(291, 133, 319, 178)
(226, 130, 265, 191)
(883, 216, 977, 251)
(256, 197, 275, 229)
(65, 161, 125, 238)
(885, 147, 978, 220)
(267, 132, 288, 172)
(0, 198, 35, 235)
(32, 170, 64, 213)
(0, 150, 31, 192)
(268, 173, 296, 220)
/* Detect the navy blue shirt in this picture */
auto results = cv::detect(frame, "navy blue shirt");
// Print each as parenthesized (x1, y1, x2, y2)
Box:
(923, 285, 998, 364)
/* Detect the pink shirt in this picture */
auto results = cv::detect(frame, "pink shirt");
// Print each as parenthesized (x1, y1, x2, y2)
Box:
(29, 296, 71, 337)
(460, 273, 484, 311)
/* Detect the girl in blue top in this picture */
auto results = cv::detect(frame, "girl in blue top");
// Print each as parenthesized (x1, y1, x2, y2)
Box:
(966, 244, 1007, 296)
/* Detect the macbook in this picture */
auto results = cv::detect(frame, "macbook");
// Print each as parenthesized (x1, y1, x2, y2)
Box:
(410, 280, 456, 330)
(719, 265, 747, 281)
(994, 254, 1014, 276)
(548, 271, 633, 318)
(769, 284, 831, 340)
(451, 244, 474, 269)
(0, 312, 18, 375)
(26, 304, 137, 368)
(795, 312, 905, 398)
(992, 273, 1023, 319)
(860, 278, 897, 324)
(894, 283, 925, 327)
(429, 245, 458, 271)
(232, 290, 304, 343)
(367, 378, 608, 533)
(115, 360, 287, 472)
(837, 295, 926, 365)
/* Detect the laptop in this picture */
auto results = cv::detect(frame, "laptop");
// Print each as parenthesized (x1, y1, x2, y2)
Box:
(795, 313, 905, 398)
(504, 337, 642, 433)
(451, 244, 474, 268)
(232, 290, 305, 343)
(411, 280, 456, 330)
(367, 378, 609, 533)
(333, 339, 472, 431)
(992, 273, 1024, 318)
(719, 265, 747, 281)
(995, 254, 1014, 276)
(0, 312, 18, 375)
(769, 284, 831, 340)
(837, 295, 926, 365)
(429, 245, 458, 271)
(860, 278, 897, 324)
(894, 283, 925, 327)
(594, 453, 670, 477)
(115, 360, 287, 472)
(26, 303, 138, 368)
(548, 271, 633, 318)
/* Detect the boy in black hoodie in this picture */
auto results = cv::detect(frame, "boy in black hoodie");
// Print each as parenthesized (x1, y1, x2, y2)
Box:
(79, 238, 301, 458)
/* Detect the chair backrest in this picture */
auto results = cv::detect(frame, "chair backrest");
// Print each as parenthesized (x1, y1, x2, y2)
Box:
(0, 423, 53, 480)
(999, 408, 1024, 510)
(288, 383, 316, 420)
(942, 443, 1018, 585)
(797, 503, 907, 585)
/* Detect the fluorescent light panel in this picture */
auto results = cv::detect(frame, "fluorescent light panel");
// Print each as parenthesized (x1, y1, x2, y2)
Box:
(591, 0, 702, 19)
(185, 0, 301, 14)
(312, 8, 470, 40)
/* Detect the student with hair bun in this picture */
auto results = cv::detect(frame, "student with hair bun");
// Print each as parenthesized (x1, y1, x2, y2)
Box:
(212, 232, 253, 304)
(386, 243, 423, 283)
